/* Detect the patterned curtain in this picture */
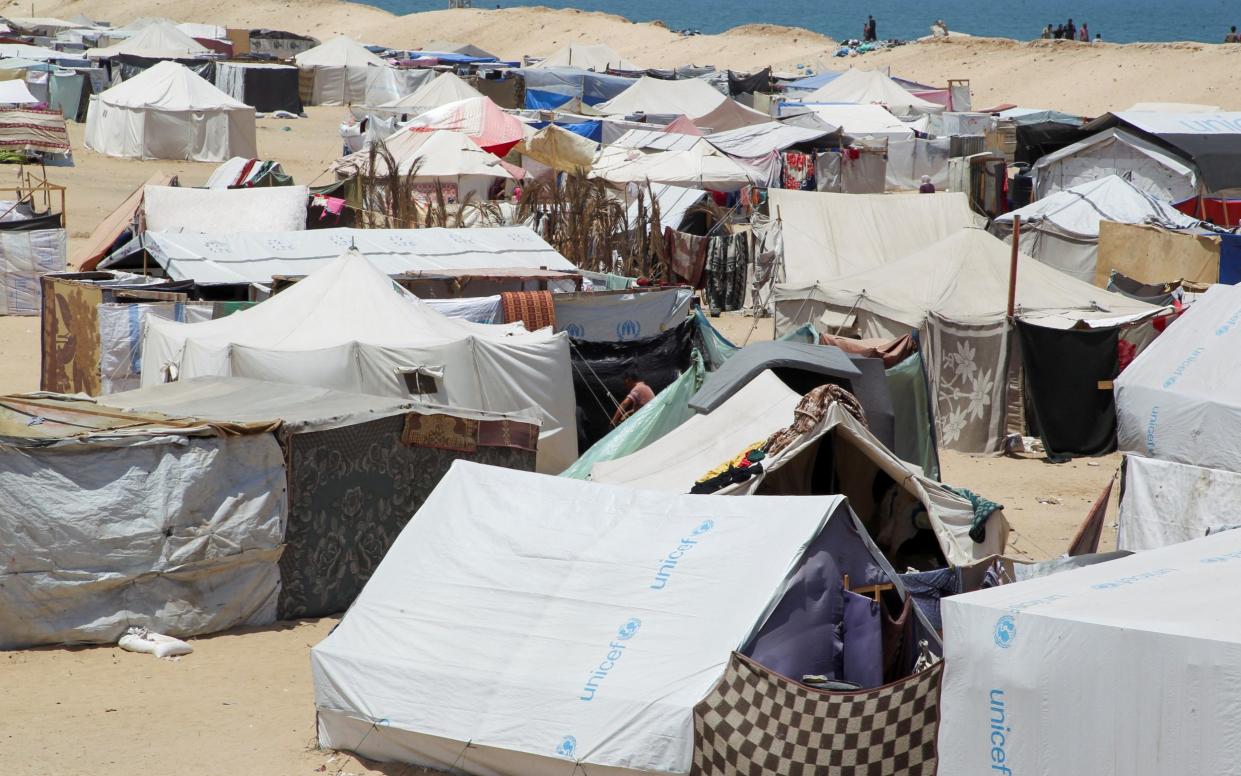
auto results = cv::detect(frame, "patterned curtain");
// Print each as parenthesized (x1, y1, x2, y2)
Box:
(921, 313, 1011, 453)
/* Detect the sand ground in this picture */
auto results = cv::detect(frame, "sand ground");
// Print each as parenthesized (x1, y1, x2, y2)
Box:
(0, 4, 1137, 771)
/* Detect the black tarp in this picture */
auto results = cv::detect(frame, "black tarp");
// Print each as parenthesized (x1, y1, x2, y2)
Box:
(570, 319, 696, 446)
(116, 54, 214, 82)
(0, 211, 62, 231)
(1017, 319, 1120, 459)
(727, 67, 772, 96)
(1014, 122, 1093, 165)
(243, 66, 303, 113)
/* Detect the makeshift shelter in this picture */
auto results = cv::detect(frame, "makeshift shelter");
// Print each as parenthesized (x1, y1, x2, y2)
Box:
(791, 102, 916, 141)
(101, 377, 539, 619)
(807, 228, 1161, 453)
(593, 370, 1006, 566)
(420, 41, 497, 60)
(1095, 220, 1223, 286)
(994, 106, 1089, 165)
(214, 62, 302, 113)
(0, 393, 285, 649)
(334, 129, 516, 201)
(142, 184, 308, 233)
(403, 96, 525, 156)
(0, 225, 66, 315)
(84, 61, 256, 162)
(596, 75, 729, 118)
(115, 226, 575, 286)
(689, 98, 771, 132)
(529, 42, 637, 72)
(294, 36, 388, 106)
(363, 67, 434, 107)
(141, 250, 577, 473)
(802, 69, 945, 118)
(991, 175, 1203, 283)
(939, 528, 1241, 776)
(372, 71, 479, 116)
(589, 145, 753, 191)
(85, 21, 211, 60)
(517, 122, 597, 173)
(1032, 127, 1201, 207)
(518, 66, 633, 111)
(205, 157, 293, 188)
(312, 460, 937, 775)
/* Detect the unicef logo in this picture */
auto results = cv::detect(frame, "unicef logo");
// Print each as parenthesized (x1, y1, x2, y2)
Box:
(564, 323, 584, 339)
(616, 319, 641, 340)
(616, 618, 641, 640)
(555, 736, 577, 759)
(692, 519, 715, 535)
(994, 615, 1016, 649)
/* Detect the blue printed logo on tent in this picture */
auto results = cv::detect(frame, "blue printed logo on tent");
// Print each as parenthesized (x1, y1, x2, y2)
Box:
(564, 323, 584, 339)
(616, 618, 641, 640)
(556, 735, 577, 758)
(993, 615, 1016, 649)
(616, 319, 641, 340)
(692, 519, 715, 536)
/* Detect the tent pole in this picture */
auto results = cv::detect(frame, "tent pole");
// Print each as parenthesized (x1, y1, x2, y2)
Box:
(1006, 215, 1021, 318)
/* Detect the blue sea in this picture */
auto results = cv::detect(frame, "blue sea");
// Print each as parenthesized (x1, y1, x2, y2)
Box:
(363, 0, 1238, 44)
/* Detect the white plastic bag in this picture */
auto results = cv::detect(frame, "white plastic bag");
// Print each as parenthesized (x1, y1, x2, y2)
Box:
(118, 627, 193, 658)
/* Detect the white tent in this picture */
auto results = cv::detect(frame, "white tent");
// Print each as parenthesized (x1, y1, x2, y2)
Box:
(801, 228, 1159, 452)
(530, 42, 637, 72)
(786, 103, 914, 140)
(690, 98, 771, 132)
(84, 61, 256, 161)
(142, 184, 308, 234)
(591, 370, 1007, 565)
(590, 145, 753, 190)
(0, 80, 38, 105)
(333, 129, 516, 200)
(363, 66, 435, 107)
(802, 69, 945, 117)
(991, 175, 1203, 283)
(141, 250, 577, 473)
(295, 36, 389, 106)
(373, 71, 480, 115)
(939, 528, 1241, 775)
(313, 459, 928, 775)
(86, 20, 211, 59)
(596, 75, 729, 118)
(1033, 127, 1201, 205)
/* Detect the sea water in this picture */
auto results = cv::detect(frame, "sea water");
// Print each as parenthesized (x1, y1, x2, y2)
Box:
(360, 0, 1239, 45)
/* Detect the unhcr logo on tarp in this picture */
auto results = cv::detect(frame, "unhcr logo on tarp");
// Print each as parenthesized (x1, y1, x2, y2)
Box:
(650, 520, 715, 591)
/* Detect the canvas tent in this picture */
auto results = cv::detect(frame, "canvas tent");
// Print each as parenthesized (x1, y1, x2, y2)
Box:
(805, 228, 1161, 452)
(590, 145, 753, 190)
(403, 96, 526, 155)
(85, 61, 256, 162)
(312, 460, 936, 775)
(596, 75, 730, 118)
(86, 21, 211, 60)
(363, 66, 434, 107)
(690, 98, 771, 132)
(1032, 127, 1201, 207)
(372, 71, 480, 115)
(802, 69, 945, 117)
(1083, 111, 1241, 198)
(0, 394, 285, 649)
(333, 129, 516, 201)
(141, 250, 577, 473)
(517, 122, 598, 173)
(591, 370, 1007, 565)
(529, 42, 637, 72)
(991, 175, 1203, 283)
(783, 103, 914, 140)
(294, 36, 388, 106)
(939, 528, 1241, 775)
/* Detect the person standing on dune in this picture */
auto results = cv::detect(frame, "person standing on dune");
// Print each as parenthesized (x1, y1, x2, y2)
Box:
(1227, 26, 1239, 43)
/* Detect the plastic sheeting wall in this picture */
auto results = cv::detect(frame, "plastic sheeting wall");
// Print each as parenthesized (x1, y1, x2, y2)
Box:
(0, 228, 65, 315)
(885, 138, 951, 192)
(0, 433, 287, 648)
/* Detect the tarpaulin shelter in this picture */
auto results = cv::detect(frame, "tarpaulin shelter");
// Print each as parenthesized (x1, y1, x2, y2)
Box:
(782, 102, 915, 140)
(141, 183, 308, 233)
(995, 106, 1090, 165)
(420, 41, 497, 60)
(333, 129, 516, 201)
(403, 96, 525, 156)
(518, 66, 633, 111)
(141, 250, 577, 473)
(294, 36, 388, 106)
(312, 460, 937, 775)
(807, 228, 1161, 453)
(1083, 111, 1241, 198)
(516, 122, 597, 173)
(362, 67, 434, 107)
(595, 75, 729, 118)
(690, 97, 771, 132)
(84, 61, 256, 162)
(802, 69, 945, 118)
(991, 174, 1203, 283)
(72, 172, 176, 271)
(589, 145, 753, 191)
(1032, 127, 1201, 207)
(1095, 220, 1223, 287)
(101, 377, 539, 619)
(372, 71, 479, 116)
(939, 528, 1241, 775)
(214, 62, 303, 113)
(117, 226, 575, 286)
(594, 369, 1006, 566)
(0, 393, 285, 649)
(529, 42, 637, 72)
(85, 21, 211, 60)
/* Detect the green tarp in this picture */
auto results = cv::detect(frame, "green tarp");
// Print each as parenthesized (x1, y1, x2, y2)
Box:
(886, 351, 939, 481)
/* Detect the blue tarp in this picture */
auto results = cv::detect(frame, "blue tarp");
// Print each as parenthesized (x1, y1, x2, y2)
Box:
(525, 88, 573, 111)
(528, 119, 603, 143)
(518, 66, 633, 106)
(1219, 234, 1241, 285)
(783, 70, 842, 93)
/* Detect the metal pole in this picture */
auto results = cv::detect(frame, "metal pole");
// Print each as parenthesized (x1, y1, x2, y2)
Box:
(1006, 215, 1021, 318)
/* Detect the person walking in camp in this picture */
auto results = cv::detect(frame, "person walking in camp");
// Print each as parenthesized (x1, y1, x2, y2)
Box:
(611, 372, 654, 426)
(1227, 26, 1239, 43)
(919, 175, 936, 194)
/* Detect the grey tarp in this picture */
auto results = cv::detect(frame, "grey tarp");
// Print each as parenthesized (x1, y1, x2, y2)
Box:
(688, 341, 860, 412)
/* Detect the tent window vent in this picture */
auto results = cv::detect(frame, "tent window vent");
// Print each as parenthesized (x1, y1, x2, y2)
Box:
(397, 364, 444, 396)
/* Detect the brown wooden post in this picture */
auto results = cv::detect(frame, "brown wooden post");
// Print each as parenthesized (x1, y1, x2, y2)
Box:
(1007, 216, 1021, 318)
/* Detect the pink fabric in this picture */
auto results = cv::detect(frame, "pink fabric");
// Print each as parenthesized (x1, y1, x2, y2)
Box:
(408, 96, 525, 156)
